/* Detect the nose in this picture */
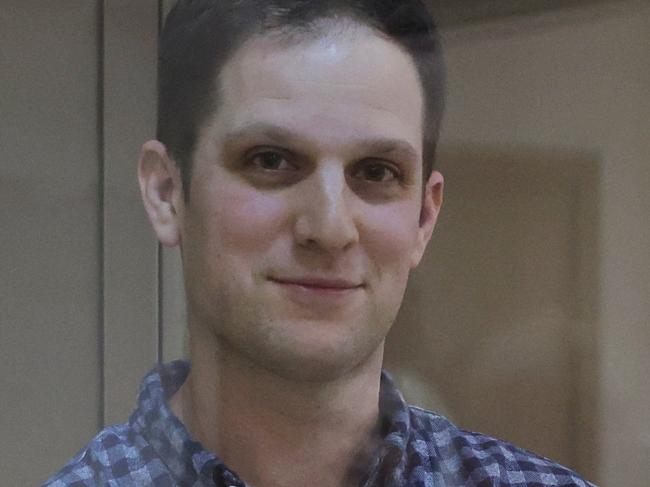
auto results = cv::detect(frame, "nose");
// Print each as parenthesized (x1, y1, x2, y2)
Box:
(293, 161, 359, 253)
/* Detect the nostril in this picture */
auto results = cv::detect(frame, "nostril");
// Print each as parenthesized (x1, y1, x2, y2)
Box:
(292, 207, 359, 252)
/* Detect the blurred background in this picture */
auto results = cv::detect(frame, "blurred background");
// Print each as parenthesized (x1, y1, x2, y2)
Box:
(1, 1, 648, 485)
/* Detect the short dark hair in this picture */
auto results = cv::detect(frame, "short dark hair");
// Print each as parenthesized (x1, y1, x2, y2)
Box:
(158, 0, 446, 200)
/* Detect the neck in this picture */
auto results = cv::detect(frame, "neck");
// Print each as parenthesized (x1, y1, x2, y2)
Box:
(170, 325, 385, 487)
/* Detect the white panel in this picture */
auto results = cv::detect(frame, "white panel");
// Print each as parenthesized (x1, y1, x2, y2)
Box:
(103, 0, 160, 425)
(0, 2, 101, 484)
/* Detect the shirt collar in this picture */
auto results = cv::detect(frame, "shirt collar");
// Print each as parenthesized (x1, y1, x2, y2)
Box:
(129, 360, 220, 485)
(129, 360, 412, 486)
(363, 371, 412, 486)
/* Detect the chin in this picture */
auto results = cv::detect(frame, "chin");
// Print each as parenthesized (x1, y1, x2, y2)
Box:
(239, 324, 386, 384)
(259, 352, 375, 384)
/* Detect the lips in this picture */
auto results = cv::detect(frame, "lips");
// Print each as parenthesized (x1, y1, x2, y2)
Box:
(269, 277, 363, 290)
(267, 276, 364, 310)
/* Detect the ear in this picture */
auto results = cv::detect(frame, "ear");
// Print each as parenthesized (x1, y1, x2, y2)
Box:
(410, 170, 444, 268)
(137, 140, 183, 247)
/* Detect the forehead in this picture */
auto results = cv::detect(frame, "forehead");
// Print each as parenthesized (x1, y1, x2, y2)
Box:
(208, 23, 425, 155)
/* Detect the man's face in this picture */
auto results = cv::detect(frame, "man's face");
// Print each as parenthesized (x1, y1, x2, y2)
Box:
(176, 24, 442, 381)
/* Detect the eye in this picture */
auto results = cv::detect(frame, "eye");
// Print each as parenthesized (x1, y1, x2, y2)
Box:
(249, 151, 296, 171)
(354, 161, 400, 182)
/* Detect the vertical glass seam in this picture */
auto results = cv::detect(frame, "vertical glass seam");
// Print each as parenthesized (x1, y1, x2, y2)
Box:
(156, 0, 164, 364)
(97, 0, 106, 430)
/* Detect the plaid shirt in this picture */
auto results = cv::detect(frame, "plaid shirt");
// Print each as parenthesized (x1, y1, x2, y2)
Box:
(43, 361, 596, 486)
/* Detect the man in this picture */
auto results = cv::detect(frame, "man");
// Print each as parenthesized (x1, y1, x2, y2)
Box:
(44, 1, 595, 486)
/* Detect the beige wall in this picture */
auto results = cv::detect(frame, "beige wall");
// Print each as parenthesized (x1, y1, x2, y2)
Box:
(436, 2, 650, 484)
(0, 3, 102, 484)
(0, 2, 161, 484)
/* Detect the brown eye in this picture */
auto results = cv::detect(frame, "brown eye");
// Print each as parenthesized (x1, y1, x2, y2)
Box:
(250, 151, 295, 171)
(356, 162, 400, 182)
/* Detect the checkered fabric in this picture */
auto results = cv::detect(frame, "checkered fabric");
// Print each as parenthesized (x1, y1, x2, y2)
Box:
(43, 361, 596, 486)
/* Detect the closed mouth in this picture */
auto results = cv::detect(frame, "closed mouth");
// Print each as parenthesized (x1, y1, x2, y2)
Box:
(268, 277, 364, 290)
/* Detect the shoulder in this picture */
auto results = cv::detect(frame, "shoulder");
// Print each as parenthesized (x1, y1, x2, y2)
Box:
(407, 405, 597, 486)
(41, 423, 167, 487)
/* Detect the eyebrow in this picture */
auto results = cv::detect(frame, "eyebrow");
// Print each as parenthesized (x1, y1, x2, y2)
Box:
(224, 122, 420, 161)
(225, 122, 297, 144)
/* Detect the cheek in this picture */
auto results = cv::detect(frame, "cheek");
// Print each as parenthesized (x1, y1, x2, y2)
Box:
(204, 183, 287, 257)
(361, 201, 420, 274)
(183, 181, 287, 311)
